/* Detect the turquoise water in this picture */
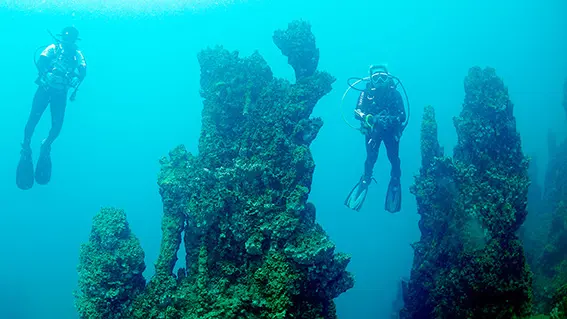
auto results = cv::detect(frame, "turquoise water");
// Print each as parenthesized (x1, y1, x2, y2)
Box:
(0, 0, 565, 318)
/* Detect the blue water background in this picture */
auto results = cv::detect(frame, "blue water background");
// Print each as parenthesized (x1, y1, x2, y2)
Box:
(0, 0, 565, 318)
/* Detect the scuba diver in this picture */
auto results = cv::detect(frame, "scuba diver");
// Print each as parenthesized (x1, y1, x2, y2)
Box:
(16, 26, 87, 190)
(344, 65, 409, 213)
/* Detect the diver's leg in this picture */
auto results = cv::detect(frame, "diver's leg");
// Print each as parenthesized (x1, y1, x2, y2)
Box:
(23, 87, 50, 147)
(43, 90, 67, 148)
(35, 89, 65, 185)
(363, 134, 382, 181)
(384, 134, 401, 180)
(384, 134, 402, 212)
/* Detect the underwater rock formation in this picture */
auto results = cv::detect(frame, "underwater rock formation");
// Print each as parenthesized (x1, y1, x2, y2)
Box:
(75, 207, 146, 319)
(532, 79, 567, 318)
(76, 20, 353, 319)
(521, 153, 553, 316)
(536, 79, 567, 319)
(390, 277, 408, 319)
(273, 20, 319, 80)
(520, 78, 567, 318)
(401, 67, 533, 319)
(532, 124, 567, 316)
(520, 155, 548, 270)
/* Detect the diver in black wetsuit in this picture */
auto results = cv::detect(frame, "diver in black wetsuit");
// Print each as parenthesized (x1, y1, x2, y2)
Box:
(17, 26, 87, 190)
(344, 65, 407, 213)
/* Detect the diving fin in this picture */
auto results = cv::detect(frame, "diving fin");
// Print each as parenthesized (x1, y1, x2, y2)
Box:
(344, 176, 371, 211)
(385, 177, 401, 213)
(16, 144, 34, 190)
(35, 143, 52, 185)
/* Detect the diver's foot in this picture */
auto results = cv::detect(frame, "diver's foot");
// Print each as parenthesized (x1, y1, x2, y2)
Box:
(385, 177, 401, 213)
(35, 141, 53, 185)
(20, 143, 32, 157)
(391, 177, 400, 190)
(362, 175, 373, 185)
(40, 140, 52, 156)
(17, 142, 34, 190)
(345, 175, 373, 211)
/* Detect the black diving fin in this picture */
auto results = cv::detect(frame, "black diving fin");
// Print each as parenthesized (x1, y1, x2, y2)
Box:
(35, 143, 52, 185)
(385, 177, 401, 213)
(16, 145, 34, 190)
(345, 176, 372, 211)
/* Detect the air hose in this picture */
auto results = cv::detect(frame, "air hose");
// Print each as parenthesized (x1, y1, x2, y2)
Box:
(340, 74, 411, 133)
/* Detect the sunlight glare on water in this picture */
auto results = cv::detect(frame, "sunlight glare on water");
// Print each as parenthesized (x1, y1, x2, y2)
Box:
(0, 0, 247, 15)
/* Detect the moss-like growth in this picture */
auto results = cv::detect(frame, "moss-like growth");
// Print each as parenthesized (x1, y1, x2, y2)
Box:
(75, 207, 146, 319)
(419, 105, 444, 168)
(76, 20, 352, 319)
(401, 67, 533, 319)
(549, 284, 567, 318)
(273, 19, 319, 80)
(150, 19, 352, 318)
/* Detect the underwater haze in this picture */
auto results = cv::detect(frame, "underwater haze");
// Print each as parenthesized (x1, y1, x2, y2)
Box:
(0, 0, 566, 318)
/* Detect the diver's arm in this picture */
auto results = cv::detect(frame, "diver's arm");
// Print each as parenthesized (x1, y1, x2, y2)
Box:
(36, 56, 51, 75)
(76, 50, 87, 81)
(354, 91, 370, 120)
(36, 44, 57, 75)
(393, 90, 406, 124)
(355, 90, 375, 135)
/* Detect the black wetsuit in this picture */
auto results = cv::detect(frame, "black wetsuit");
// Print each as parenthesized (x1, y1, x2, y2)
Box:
(355, 84, 406, 182)
(24, 85, 68, 147)
(23, 43, 86, 149)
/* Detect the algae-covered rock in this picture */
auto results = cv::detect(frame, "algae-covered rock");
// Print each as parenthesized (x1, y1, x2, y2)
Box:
(273, 19, 320, 80)
(401, 67, 533, 319)
(75, 207, 146, 319)
(150, 19, 354, 318)
(77, 20, 352, 319)
(419, 105, 444, 169)
(550, 284, 567, 319)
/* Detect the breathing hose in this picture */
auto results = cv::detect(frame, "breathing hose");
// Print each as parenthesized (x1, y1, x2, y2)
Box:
(340, 74, 411, 133)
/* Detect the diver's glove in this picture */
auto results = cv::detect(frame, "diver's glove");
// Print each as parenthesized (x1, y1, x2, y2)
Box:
(354, 109, 365, 120)
(359, 124, 371, 136)
(70, 77, 82, 88)
(354, 109, 375, 135)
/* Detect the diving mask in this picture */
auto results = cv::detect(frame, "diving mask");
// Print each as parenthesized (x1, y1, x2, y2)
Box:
(370, 72, 390, 86)
(369, 65, 390, 87)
